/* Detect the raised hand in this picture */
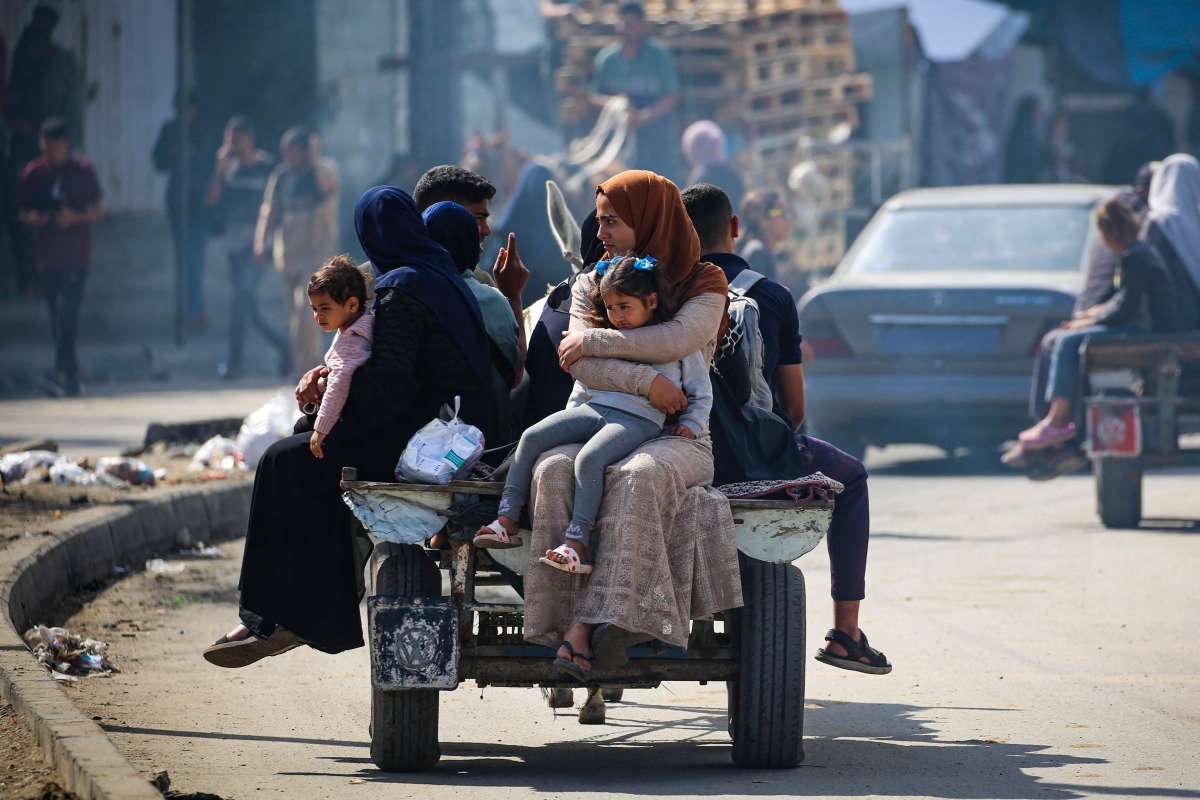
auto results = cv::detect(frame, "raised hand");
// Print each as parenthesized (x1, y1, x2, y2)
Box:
(493, 232, 530, 302)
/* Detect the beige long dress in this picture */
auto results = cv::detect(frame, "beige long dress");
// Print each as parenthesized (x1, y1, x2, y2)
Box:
(522, 273, 743, 649)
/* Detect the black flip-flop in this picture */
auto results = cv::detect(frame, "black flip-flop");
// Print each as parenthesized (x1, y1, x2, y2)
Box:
(203, 627, 306, 668)
(553, 640, 592, 682)
(814, 628, 892, 675)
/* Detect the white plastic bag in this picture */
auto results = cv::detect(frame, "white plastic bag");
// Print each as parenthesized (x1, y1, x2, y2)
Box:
(395, 397, 484, 484)
(236, 391, 301, 469)
(0, 450, 59, 483)
(187, 435, 245, 472)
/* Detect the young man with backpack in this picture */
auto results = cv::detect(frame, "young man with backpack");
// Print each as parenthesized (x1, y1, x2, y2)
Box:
(682, 182, 892, 676)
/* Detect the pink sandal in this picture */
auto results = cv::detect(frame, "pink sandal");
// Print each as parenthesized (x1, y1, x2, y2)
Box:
(1018, 422, 1077, 450)
(539, 543, 593, 575)
(473, 519, 522, 549)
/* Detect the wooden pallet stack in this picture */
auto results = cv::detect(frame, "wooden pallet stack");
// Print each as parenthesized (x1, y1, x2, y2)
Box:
(553, 0, 871, 273)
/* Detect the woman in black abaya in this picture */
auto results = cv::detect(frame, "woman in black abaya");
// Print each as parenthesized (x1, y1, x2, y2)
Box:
(204, 186, 498, 666)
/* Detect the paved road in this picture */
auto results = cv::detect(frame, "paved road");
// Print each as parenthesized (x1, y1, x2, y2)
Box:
(0, 381, 287, 459)
(43, 401, 1200, 800)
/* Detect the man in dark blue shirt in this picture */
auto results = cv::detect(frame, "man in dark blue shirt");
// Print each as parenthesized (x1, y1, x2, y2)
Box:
(682, 182, 893, 677)
(681, 183, 805, 427)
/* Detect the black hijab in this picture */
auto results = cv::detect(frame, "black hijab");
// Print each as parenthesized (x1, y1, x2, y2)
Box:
(354, 186, 489, 377)
(421, 200, 481, 273)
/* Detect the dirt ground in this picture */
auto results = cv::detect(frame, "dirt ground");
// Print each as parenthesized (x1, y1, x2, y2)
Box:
(0, 445, 251, 800)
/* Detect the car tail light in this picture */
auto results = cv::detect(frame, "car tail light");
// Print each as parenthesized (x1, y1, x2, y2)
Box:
(807, 334, 852, 358)
(799, 299, 853, 359)
(801, 311, 849, 359)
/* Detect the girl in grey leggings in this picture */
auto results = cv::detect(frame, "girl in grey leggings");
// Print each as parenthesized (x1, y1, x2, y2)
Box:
(474, 254, 713, 574)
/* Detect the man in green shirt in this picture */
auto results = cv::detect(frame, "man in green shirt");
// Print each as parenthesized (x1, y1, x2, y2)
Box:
(589, 2, 680, 181)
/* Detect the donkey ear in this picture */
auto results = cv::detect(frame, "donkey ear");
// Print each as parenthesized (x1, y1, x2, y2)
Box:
(546, 179, 584, 273)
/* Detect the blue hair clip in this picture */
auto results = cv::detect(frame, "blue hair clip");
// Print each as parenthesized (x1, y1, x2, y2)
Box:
(595, 254, 657, 277)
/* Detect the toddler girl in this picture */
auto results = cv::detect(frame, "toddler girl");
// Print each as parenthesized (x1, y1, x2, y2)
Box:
(474, 254, 713, 574)
(306, 255, 374, 458)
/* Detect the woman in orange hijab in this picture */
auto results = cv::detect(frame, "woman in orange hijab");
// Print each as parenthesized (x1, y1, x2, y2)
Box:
(524, 170, 742, 679)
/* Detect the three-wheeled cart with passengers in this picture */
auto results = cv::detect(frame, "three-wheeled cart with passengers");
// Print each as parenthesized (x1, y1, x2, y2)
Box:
(1081, 332, 1200, 527)
(339, 467, 840, 772)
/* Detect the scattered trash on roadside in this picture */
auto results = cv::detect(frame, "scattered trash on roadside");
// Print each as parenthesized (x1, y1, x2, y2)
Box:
(153, 769, 235, 800)
(0, 450, 61, 483)
(95, 456, 161, 486)
(27, 780, 81, 800)
(0, 450, 168, 488)
(151, 771, 171, 793)
(236, 391, 301, 469)
(23, 625, 118, 680)
(186, 436, 246, 474)
(178, 543, 224, 559)
(49, 460, 128, 488)
(145, 559, 185, 575)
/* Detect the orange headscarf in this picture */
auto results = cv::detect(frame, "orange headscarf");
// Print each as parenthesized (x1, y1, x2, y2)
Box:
(597, 170, 729, 338)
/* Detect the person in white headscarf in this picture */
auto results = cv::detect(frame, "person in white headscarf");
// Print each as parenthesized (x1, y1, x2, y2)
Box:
(1143, 153, 1200, 330)
(681, 120, 744, 210)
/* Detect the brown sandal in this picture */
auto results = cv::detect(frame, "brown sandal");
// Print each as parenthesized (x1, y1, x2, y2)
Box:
(203, 627, 306, 668)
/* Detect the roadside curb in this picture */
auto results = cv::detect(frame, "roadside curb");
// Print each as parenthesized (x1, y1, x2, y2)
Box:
(0, 480, 252, 800)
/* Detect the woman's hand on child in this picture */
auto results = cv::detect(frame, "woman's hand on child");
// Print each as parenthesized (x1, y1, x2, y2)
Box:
(310, 431, 326, 459)
(295, 366, 330, 408)
(669, 424, 696, 439)
(648, 374, 688, 414)
(558, 330, 586, 370)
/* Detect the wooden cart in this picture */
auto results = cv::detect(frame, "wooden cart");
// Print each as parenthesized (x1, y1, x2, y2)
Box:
(339, 468, 837, 772)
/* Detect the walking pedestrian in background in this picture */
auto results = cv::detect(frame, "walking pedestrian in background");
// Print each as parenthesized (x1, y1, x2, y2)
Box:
(4, 4, 83, 297)
(255, 126, 340, 370)
(153, 90, 214, 332)
(17, 117, 103, 396)
(205, 115, 290, 379)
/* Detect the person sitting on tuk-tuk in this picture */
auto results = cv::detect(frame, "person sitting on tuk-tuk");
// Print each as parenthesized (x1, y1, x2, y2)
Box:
(682, 182, 892, 675)
(1016, 196, 1183, 453)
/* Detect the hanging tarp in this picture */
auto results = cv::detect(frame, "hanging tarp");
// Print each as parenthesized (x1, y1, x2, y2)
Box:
(921, 51, 1015, 186)
(1049, 0, 1200, 88)
(1118, 0, 1200, 86)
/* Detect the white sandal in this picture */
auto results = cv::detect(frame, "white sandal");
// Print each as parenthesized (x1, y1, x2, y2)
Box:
(539, 543, 593, 574)
(473, 519, 522, 549)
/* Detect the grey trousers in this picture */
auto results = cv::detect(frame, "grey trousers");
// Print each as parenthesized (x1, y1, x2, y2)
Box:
(499, 403, 661, 549)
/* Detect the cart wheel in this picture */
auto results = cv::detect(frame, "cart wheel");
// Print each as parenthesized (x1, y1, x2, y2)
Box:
(728, 554, 806, 769)
(371, 542, 442, 772)
(1094, 457, 1142, 529)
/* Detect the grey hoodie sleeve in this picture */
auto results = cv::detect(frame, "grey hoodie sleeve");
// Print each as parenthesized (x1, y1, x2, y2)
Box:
(676, 350, 714, 437)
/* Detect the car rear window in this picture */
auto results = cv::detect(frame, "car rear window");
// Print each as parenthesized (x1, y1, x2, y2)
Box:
(845, 205, 1094, 273)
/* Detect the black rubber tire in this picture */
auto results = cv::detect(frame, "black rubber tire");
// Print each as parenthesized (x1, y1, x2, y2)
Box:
(728, 554, 806, 769)
(370, 542, 443, 772)
(1095, 457, 1143, 529)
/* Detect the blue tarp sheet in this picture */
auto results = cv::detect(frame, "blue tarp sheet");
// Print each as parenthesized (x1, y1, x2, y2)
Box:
(1118, 0, 1200, 85)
